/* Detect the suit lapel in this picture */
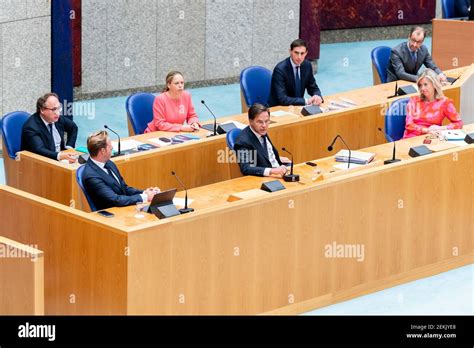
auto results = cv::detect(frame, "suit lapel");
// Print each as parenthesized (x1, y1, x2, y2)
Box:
(34, 114, 55, 151)
(285, 58, 296, 95)
(247, 128, 270, 164)
(90, 160, 124, 192)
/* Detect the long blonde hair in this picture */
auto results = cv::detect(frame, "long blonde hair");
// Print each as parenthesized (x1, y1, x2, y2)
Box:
(162, 71, 183, 93)
(417, 69, 444, 101)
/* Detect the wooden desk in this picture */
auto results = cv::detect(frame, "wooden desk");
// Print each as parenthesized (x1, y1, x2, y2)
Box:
(432, 19, 474, 71)
(0, 236, 44, 315)
(1, 124, 472, 314)
(7, 66, 470, 210)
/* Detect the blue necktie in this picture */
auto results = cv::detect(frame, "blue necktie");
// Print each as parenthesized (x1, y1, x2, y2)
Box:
(295, 66, 301, 97)
(411, 51, 417, 65)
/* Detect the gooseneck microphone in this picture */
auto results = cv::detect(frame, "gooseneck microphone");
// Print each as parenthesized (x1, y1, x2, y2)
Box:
(388, 81, 398, 99)
(327, 135, 352, 169)
(171, 171, 194, 214)
(378, 127, 401, 165)
(104, 125, 121, 157)
(201, 100, 217, 136)
(281, 147, 300, 182)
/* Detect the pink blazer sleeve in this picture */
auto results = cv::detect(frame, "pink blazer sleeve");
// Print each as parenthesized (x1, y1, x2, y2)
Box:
(443, 98, 463, 130)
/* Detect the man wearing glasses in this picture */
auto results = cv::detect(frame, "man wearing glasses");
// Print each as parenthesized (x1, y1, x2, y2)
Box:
(386, 26, 447, 83)
(21, 93, 78, 163)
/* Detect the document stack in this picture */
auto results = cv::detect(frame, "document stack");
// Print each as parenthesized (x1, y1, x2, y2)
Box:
(335, 149, 375, 165)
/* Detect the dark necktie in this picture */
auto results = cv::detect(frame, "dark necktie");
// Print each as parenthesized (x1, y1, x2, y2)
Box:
(261, 135, 268, 154)
(104, 163, 119, 183)
(411, 51, 417, 65)
(295, 66, 301, 97)
(48, 123, 55, 150)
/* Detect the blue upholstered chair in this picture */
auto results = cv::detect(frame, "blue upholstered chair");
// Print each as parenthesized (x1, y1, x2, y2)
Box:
(226, 128, 243, 179)
(226, 128, 242, 150)
(76, 164, 97, 212)
(1, 111, 30, 159)
(125, 92, 156, 135)
(441, 0, 456, 18)
(385, 98, 409, 141)
(240, 66, 272, 108)
(371, 46, 392, 84)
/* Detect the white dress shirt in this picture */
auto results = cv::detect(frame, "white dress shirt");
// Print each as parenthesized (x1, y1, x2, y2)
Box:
(249, 126, 280, 177)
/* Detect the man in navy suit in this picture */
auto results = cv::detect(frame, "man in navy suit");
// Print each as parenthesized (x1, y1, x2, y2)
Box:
(234, 104, 291, 177)
(21, 93, 78, 163)
(82, 130, 160, 210)
(387, 27, 446, 83)
(268, 39, 323, 107)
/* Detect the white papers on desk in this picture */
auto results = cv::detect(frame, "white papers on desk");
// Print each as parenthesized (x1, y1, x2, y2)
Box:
(441, 129, 465, 141)
(112, 139, 145, 152)
(271, 110, 297, 117)
(333, 162, 363, 170)
(325, 97, 358, 111)
(173, 197, 194, 208)
(335, 150, 375, 164)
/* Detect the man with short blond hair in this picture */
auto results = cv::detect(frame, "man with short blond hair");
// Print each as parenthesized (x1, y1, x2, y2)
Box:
(81, 130, 160, 211)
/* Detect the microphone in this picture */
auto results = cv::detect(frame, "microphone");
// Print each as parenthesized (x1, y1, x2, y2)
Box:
(171, 171, 194, 214)
(388, 81, 398, 99)
(327, 135, 352, 169)
(201, 100, 217, 136)
(104, 125, 122, 157)
(281, 147, 300, 182)
(450, 74, 461, 85)
(378, 127, 401, 165)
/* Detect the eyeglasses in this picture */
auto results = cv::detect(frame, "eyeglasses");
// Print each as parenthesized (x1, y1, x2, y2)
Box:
(43, 105, 63, 113)
(409, 38, 424, 45)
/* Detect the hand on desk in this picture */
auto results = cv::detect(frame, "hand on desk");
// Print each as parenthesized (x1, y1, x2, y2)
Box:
(59, 151, 78, 164)
(181, 123, 200, 132)
(307, 95, 323, 106)
(280, 156, 291, 164)
(270, 165, 289, 177)
(144, 187, 161, 202)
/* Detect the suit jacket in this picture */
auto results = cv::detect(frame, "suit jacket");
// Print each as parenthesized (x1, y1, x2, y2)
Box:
(454, 0, 470, 17)
(82, 158, 143, 211)
(268, 57, 322, 107)
(233, 126, 282, 177)
(387, 42, 442, 83)
(21, 112, 78, 160)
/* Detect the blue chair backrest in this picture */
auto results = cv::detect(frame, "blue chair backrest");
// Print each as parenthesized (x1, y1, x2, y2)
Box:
(240, 66, 272, 107)
(371, 46, 392, 84)
(385, 98, 409, 141)
(1, 111, 30, 159)
(76, 165, 97, 212)
(441, 0, 455, 18)
(226, 128, 242, 150)
(125, 92, 156, 135)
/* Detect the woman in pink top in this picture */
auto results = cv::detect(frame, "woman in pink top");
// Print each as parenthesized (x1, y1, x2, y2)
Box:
(402, 69, 463, 139)
(144, 71, 201, 133)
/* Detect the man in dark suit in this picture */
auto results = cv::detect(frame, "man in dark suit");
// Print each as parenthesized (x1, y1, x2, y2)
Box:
(21, 93, 78, 163)
(268, 39, 323, 107)
(387, 26, 446, 83)
(81, 130, 160, 210)
(234, 104, 291, 177)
